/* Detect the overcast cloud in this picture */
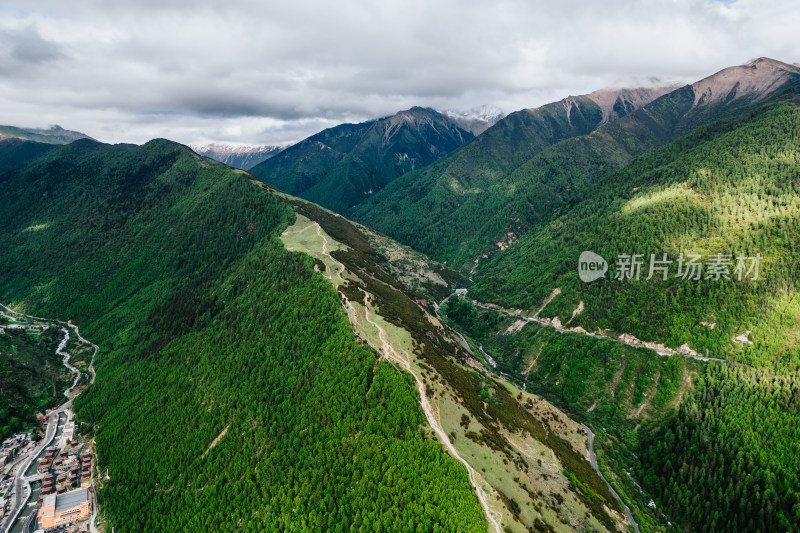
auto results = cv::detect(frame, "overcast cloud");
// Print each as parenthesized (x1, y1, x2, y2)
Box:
(1, 0, 798, 146)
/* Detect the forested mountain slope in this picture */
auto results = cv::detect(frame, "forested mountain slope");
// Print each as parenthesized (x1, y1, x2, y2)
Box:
(354, 58, 800, 270)
(250, 107, 473, 212)
(473, 98, 800, 367)
(453, 97, 800, 533)
(270, 194, 629, 533)
(426, 95, 800, 533)
(0, 138, 57, 172)
(0, 139, 631, 532)
(0, 139, 487, 531)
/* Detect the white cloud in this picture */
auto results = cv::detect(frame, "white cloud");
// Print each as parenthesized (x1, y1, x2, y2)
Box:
(0, 0, 798, 145)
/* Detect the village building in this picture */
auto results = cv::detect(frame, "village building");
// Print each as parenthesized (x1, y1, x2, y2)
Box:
(37, 488, 90, 529)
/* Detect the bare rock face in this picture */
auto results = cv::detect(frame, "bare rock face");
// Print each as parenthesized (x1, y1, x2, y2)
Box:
(691, 57, 800, 107)
(586, 85, 679, 123)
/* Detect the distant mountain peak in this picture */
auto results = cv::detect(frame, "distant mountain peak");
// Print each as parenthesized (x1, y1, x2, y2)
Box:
(0, 124, 93, 144)
(190, 143, 284, 170)
(692, 57, 800, 107)
(389, 106, 444, 125)
(441, 105, 505, 135)
(249, 107, 473, 211)
(744, 57, 800, 70)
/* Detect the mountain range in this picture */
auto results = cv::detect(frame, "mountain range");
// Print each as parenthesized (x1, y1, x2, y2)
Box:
(353, 58, 800, 271)
(1, 57, 799, 533)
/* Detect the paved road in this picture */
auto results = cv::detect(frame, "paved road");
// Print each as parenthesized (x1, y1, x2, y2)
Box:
(0, 304, 98, 385)
(583, 424, 640, 533)
(56, 328, 81, 399)
(465, 298, 725, 363)
(89, 486, 100, 533)
(2, 411, 64, 533)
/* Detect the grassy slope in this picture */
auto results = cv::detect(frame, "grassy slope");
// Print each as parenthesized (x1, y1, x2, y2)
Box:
(439, 295, 694, 531)
(0, 139, 487, 531)
(287, 199, 627, 532)
(277, 199, 627, 532)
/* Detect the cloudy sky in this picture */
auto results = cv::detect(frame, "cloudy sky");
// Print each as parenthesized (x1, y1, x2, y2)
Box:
(1, 0, 799, 146)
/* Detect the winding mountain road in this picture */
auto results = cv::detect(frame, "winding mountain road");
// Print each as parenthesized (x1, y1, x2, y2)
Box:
(0, 304, 98, 385)
(56, 328, 81, 399)
(456, 297, 725, 363)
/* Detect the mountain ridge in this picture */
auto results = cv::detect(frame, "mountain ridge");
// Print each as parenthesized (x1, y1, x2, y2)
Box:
(352, 58, 800, 270)
(250, 106, 473, 212)
(0, 124, 94, 145)
(0, 138, 491, 532)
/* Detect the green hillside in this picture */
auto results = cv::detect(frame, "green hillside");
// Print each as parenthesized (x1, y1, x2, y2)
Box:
(3, 58, 799, 533)
(0, 124, 92, 144)
(280, 197, 628, 532)
(0, 138, 57, 172)
(473, 99, 800, 368)
(250, 107, 473, 213)
(0, 139, 486, 531)
(439, 97, 800, 532)
(640, 364, 800, 531)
